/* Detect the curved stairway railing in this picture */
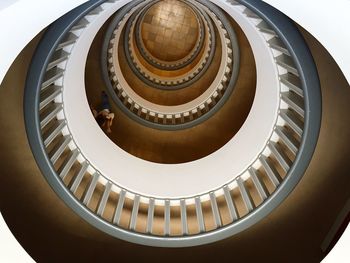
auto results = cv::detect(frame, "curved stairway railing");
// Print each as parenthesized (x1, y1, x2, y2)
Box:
(106, 0, 215, 89)
(106, 0, 225, 91)
(24, 0, 321, 247)
(103, 0, 240, 130)
(124, 0, 214, 85)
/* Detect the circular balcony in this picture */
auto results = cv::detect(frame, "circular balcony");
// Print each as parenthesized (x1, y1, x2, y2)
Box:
(23, 0, 321, 248)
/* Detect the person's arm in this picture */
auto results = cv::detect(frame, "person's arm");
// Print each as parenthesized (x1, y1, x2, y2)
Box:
(105, 113, 114, 133)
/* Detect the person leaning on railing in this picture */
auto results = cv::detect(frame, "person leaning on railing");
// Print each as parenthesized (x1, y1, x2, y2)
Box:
(91, 91, 115, 134)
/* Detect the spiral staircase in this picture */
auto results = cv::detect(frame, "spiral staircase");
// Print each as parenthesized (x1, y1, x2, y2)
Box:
(0, 0, 349, 262)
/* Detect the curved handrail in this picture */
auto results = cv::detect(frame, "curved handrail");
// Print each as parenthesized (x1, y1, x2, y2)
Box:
(102, 0, 240, 130)
(117, 0, 219, 90)
(0, 0, 88, 85)
(125, 0, 212, 84)
(24, 0, 321, 248)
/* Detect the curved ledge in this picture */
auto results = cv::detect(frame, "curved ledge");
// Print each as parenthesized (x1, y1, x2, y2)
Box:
(124, 0, 212, 85)
(114, 0, 219, 90)
(23, 0, 321, 247)
(103, 0, 240, 130)
(125, 0, 214, 86)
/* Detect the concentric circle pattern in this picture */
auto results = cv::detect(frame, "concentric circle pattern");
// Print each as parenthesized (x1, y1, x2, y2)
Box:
(125, 0, 214, 85)
(104, 0, 240, 130)
(24, 0, 321, 248)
